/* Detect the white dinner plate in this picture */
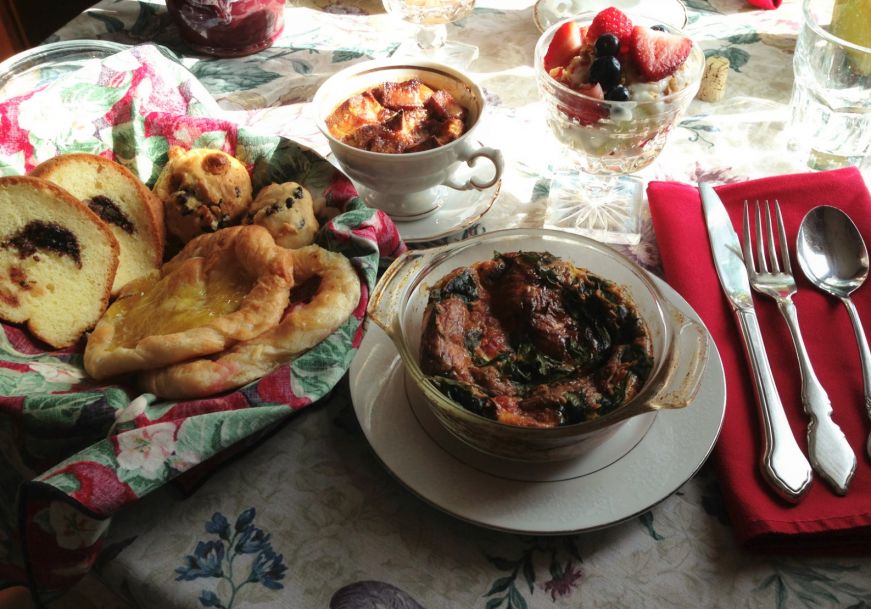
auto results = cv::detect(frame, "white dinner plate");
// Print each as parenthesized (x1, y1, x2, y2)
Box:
(350, 275, 726, 535)
(533, 0, 689, 33)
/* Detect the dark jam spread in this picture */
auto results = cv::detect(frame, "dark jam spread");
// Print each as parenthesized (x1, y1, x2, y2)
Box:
(2, 221, 81, 268)
(420, 251, 653, 428)
(87, 195, 135, 235)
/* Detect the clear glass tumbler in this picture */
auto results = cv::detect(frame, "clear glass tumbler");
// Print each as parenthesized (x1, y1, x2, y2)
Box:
(534, 14, 703, 244)
(787, 0, 871, 171)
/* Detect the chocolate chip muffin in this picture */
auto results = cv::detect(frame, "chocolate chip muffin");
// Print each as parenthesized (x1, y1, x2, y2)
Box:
(153, 146, 253, 245)
(246, 182, 319, 249)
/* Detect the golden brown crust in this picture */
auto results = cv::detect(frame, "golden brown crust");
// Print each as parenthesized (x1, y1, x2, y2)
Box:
(140, 244, 360, 399)
(31, 153, 165, 262)
(0, 175, 119, 348)
(83, 225, 294, 380)
(153, 146, 253, 244)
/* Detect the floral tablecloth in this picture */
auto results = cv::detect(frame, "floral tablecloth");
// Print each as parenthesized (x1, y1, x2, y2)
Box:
(12, 0, 871, 607)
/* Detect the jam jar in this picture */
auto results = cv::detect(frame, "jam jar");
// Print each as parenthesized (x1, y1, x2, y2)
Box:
(166, 0, 285, 57)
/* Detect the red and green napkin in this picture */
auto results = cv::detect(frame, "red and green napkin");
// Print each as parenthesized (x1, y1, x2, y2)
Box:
(0, 44, 405, 600)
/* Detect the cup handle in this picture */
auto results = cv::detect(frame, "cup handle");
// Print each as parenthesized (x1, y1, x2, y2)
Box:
(648, 304, 709, 410)
(443, 146, 505, 191)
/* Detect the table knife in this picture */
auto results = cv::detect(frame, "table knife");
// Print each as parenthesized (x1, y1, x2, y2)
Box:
(699, 182, 813, 503)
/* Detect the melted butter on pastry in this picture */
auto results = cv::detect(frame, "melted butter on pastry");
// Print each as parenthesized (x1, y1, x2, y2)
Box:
(140, 244, 361, 399)
(106, 261, 255, 349)
(84, 225, 294, 380)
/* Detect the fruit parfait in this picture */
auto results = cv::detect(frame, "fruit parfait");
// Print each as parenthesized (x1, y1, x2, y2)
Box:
(533, 7, 703, 243)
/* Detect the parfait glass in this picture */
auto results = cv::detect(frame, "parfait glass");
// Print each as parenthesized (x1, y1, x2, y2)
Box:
(383, 0, 479, 67)
(534, 13, 703, 245)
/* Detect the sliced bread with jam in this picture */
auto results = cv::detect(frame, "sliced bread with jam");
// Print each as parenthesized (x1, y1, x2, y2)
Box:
(0, 176, 119, 348)
(31, 153, 165, 293)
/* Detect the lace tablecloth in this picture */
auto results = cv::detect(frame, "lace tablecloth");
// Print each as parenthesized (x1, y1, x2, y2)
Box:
(36, 0, 871, 607)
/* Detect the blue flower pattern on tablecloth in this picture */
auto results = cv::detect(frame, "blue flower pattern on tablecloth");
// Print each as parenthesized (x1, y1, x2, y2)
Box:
(176, 508, 287, 609)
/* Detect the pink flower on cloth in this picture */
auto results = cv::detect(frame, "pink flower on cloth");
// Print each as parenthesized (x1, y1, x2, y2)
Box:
(47, 502, 110, 551)
(115, 422, 184, 480)
(543, 563, 583, 600)
(27, 362, 86, 386)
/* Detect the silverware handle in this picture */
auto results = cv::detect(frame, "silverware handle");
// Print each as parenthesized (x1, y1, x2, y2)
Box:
(778, 300, 856, 495)
(841, 296, 871, 459)
(735, 307, 813, 502)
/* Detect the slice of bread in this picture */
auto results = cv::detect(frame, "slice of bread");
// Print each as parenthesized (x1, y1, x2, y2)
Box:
(0, 176, 119, 349)
(31, 154, 165, 293)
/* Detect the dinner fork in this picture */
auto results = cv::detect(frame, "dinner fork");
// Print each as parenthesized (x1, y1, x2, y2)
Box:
(742, 200, 857, 495)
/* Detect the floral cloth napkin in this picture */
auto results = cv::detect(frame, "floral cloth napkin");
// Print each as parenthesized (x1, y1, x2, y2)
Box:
(648, 167, 871, 552)
(0, 44, 404, 601)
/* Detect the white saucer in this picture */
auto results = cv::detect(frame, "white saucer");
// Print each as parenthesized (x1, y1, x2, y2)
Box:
(394, 174, 499, 248)
(349, 275, 725, 535)
(533, 0, 689, 33)
(329, 152, 500, 248)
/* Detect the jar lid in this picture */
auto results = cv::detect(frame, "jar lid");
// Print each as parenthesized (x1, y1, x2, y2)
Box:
(0, 39, 130, 102)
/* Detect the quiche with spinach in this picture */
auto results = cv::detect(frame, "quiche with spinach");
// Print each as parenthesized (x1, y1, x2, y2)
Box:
(420, 251, 653, 428)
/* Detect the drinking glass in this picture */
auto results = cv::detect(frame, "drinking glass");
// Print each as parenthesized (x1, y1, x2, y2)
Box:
(534, 14, 703, 245)
(166, 0, 285, 57)
(787, 0, 871, 171)
(383, 0, 479, 67)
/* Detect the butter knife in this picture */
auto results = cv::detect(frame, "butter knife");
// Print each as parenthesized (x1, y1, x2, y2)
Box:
(700, 182, 813, 503)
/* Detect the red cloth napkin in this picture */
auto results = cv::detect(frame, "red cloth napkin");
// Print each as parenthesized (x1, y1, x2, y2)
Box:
(746, 0, 781, 10)
(648, 167, 871, 552)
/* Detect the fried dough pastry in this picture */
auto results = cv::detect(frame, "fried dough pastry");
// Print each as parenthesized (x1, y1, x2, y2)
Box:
(84, 225, 294, 380)
(153, 146, 253, 244)
(140, 244, 360, 399)
(246, 182, 319, 249)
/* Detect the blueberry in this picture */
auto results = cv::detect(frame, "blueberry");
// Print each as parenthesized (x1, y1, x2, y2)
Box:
(651, 24, 666, 31)
(605, 85, 630, 101)
(595, 33, 620, 57)
(589, 56, 621, 89)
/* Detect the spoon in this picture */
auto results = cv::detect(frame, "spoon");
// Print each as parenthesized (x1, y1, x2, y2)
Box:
(797, 205, 871, 459)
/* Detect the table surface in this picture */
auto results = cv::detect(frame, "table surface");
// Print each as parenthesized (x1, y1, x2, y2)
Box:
(44, 1, 871, 608)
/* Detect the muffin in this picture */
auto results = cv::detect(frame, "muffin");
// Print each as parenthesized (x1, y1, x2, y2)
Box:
(153, 146, 253, 244)
(246, 182, 319, 249)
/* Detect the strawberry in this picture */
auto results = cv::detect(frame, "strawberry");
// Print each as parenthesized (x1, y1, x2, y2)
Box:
(629, 25, 693, 81)
(543, 22, 585, 72)
(587, 7, 633, 45)
(565, 83, 607, 126)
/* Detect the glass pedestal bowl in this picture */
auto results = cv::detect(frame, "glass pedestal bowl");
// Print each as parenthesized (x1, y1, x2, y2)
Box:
(382, 0, 479, 67)
(534, 13, 704, 244)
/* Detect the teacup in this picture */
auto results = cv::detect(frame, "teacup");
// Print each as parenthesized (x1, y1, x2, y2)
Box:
(313, 59, 504, 221)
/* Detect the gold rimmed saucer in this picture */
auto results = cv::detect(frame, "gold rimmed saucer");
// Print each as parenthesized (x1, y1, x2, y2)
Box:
(328, 151, 501, 249)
